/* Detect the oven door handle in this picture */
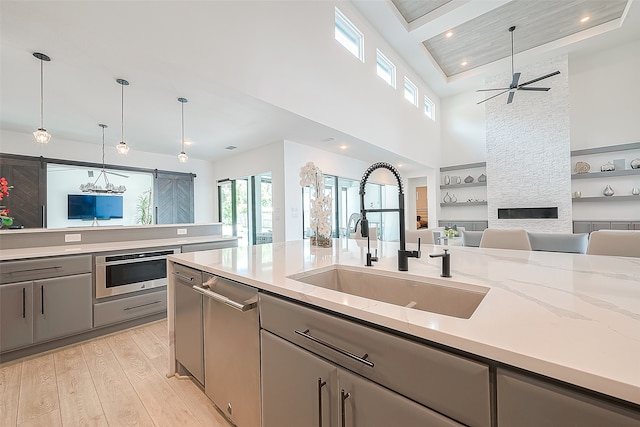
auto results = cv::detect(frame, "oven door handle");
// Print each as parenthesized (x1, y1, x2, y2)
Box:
(192, 285, 257, 312)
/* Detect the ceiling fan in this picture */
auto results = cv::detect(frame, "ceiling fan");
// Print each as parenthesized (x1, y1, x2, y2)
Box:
(477, 26, 560, 105)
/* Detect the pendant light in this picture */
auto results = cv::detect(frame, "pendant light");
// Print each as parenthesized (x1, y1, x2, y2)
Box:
(115, 78, 130, 155)
(80, 124, 126, 193)
(177, 97, 188, 163)
(33, 52, 52, 144)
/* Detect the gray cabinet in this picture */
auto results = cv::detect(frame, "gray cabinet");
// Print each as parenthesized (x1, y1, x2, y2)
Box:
(0, 255, 92, 354)
(497, 368, 640, 427)
(173, 264, 204, 384)
(0, 154, 47, 228)
(0, 281, 33, 351)
(93, 290, 167, 328)
(260, 293, 490, 427)
(261, 329, 462, 427)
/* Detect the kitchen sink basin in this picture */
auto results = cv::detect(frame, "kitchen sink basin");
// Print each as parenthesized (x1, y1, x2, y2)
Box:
(288, 266, 488, 319)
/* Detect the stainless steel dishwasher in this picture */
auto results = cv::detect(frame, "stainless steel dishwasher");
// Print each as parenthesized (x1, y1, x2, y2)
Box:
(172, 264, 204, 385)
(195, 272, 259, 427)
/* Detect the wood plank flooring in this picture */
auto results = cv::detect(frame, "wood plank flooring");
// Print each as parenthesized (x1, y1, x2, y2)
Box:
(0, 320, 230, 427)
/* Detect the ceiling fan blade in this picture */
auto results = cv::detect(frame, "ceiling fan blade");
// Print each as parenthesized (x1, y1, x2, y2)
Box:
(476, 88, 510, 92)
(507, 91, 515, 104)
(477, 89, 510, 105)
(511, 72, 521, 88)
(519, 71, 560, 87)
(519, 87, 550, 91)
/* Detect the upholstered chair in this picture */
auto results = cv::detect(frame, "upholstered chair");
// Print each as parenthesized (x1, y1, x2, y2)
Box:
(528, 232, 589, 254)
(586, 230, 640, 258)
(479, 228, 532, 251)
(461, 230, 484, 247)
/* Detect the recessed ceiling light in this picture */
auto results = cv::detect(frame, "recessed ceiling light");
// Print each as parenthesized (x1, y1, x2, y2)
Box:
(580, 16, 590, 23)
(225, 145, 237, 150)
(397, 164, 403, 168)
(184, 140, 193, 146)
(445, 31, 453, 38)
(339, 144, 348, 150)
(322, 137, 336, 142)
(461, 61, 468, 66)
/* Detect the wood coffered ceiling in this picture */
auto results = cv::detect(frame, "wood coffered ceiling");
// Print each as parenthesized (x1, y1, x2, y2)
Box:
(389, 0, 629, 77)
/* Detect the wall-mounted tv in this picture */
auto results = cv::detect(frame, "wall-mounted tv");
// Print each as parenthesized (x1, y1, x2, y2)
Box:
(68, 194, 123, 220)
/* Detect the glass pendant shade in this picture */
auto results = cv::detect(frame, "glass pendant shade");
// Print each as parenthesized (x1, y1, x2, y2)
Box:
(178, 151, 188, 163)
(33, 128, 51, 144)
(33, 52, 51, 144)
(116, 141, 129, 155)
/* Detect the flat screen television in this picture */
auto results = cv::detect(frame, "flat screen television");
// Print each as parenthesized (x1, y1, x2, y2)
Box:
(68, 194, 123, 220)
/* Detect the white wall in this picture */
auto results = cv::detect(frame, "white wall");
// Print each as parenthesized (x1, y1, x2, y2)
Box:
(0, 129, 215, 224)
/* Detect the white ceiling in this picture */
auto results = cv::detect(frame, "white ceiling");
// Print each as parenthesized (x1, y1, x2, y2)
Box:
(2, 1, 639, 169)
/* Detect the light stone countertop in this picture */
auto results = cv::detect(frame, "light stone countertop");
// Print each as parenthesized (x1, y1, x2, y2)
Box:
(0, 235, 237, 261)
(168, 239, 640, 406)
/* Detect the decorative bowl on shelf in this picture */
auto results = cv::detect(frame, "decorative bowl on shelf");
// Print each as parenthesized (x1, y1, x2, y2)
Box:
(631, 158, 640, 169)
(600, 161, 615, 172)
(574, 162, 590, 174)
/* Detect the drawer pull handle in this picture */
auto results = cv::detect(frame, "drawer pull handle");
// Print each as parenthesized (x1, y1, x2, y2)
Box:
(318, 378, 326, 427)
(22, 287, 26, 318)
(124, 300, 162, 311)
(192, 285, 257, 312)
(341, 389, 351, 427)
(41, 285, 44, 315)
(294, 329, 374, 367)
(5, 265, 62, 275)
(172, 271, 194, 282)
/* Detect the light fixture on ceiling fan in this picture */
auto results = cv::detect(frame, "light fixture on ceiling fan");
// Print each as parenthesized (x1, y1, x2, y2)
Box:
(177, 97, 188, 163)
(116, 78, 130, 155)
(80, 124, 126, 194)
(33, 52, 52, 144)
(476, 26, 560, 105)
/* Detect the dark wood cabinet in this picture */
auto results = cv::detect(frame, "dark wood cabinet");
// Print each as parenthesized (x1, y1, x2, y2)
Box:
(154, 171, 194, 224)
(0, 155, 46, 228)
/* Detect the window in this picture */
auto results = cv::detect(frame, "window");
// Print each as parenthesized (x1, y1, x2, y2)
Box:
(404, 77, 418, 107)
(424, 95, 435, 120)
(376, 49, 396, 88)
(335, 7, 364, 61)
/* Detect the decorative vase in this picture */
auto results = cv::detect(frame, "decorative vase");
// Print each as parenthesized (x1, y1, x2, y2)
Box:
(310, 233, 332, 248)
(444, 175, 450, 185)
(464, 175, 474, 183)
(451, 194, 457, 203)
(603, 185, 614, 196)
(632, 187, 640, 196)
(574, 162, 590, 174)
(631, 158, 640, 169)
(601, 162, 615, 172)
(478, 173, 487, 183)
(453, 176, 461, 184)
(573, 191, 581, 198)
(443, 192, 452, 203)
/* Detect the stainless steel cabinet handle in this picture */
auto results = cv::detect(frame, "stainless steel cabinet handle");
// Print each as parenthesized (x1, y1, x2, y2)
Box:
(172, 271, 194, 282)
(318, 377, 327, 427)
(294, 329, 374, 367)
(22, 287, 26, 318)
(192, 285, 257, 312)
(41, 285, 44, 315)
(341, 389, 351, 427)
(123, 301, 162, 311)
(42, 205, 46, 228)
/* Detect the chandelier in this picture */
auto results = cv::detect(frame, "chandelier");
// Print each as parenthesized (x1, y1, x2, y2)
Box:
(79, 124, 126, 193)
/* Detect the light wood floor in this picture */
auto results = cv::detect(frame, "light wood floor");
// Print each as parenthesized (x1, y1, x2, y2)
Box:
(0, 320, 231, 427)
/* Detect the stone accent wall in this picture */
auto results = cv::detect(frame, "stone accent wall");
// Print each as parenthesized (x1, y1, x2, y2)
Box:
(485, 55, 572, 232)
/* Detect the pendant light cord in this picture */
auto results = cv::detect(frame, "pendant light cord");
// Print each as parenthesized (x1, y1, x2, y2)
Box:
(121, 83, 125, 141)
(511, 28, 514, 77)
(181, 101, 185, 151)
(40, 59, 44, 128)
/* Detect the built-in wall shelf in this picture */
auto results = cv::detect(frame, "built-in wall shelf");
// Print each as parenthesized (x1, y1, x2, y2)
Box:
(572, 196, 640, 202)
(440, 201, 487, 207)
(439, 162, 486, 172)
(572, 169, 640, 179)
(440, 182, 486, 189)
(571, 142, 640, 156)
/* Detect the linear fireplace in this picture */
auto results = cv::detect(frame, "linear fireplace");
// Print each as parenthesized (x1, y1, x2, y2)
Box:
(498, 207, 559, 220)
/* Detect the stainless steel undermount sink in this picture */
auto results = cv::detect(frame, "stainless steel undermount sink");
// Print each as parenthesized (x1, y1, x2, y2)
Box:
(288, 266, 488, 319)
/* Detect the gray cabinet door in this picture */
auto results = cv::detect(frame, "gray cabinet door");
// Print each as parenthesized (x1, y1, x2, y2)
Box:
(497, 368, 640, 427)
(33, 274, 93, 343)
(0, 281, 33, 352)
(261, 330, 338, 427)
(338, 368, 463, 427)
(573, 221, 591, 234)
(591, 222, 611, 231)
(611, 221, 631, 230)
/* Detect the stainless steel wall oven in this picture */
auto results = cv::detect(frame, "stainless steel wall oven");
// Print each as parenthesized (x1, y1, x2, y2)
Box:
(95, 248, 180, 299)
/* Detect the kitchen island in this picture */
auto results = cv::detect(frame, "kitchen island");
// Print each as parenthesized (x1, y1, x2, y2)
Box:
(168, 239, 640, 425)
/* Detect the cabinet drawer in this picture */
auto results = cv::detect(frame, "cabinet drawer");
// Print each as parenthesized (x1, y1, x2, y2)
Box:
(497, 368, 640, 426)
(260, 293, 491, 427)
(94, 290, 167, 327)
(173, 263, 203, 286)
(1, 255, 92, 284)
